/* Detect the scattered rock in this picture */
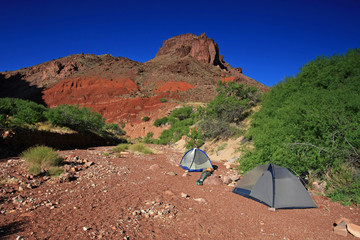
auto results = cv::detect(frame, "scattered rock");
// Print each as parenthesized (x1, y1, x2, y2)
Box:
(347, 223, 360, 238)
(334, 220, 348, 237)
(181, 192, 189, 199)
(167, 171, 177, 176)
(222, 176, 232, 185)
(193, 198, 206, 204)
(165, 190, 174, 196)
(85, 161, 94, 168)
(335, 217, 351, 226)
(204, 174, 223, 186)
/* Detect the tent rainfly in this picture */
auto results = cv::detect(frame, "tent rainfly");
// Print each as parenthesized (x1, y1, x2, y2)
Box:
(233, 163, 317, 209)
(180, 148, 213, 172)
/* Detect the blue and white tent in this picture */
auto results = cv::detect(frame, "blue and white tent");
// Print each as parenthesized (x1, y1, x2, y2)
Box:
(180, 148, 213, 172)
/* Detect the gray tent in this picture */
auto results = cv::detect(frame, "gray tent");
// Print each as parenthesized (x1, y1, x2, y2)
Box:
(233, 163, 316, 209)
(180, 148, 213, 172)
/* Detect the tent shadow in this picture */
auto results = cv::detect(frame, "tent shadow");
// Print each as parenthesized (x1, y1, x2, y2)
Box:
(0, 220, 27, 240)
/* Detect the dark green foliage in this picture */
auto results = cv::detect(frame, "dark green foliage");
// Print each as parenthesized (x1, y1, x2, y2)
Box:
(0, 98, 47, 126)
(0, 114, 6, 128)
(206, 81, 258, 123)
(143, 132, 155, 144)
(142, 116, 150, 122)
(159, 98, 168, 103)
(45, 105, 105, 132)
(154, 117, 168, 127)
(198, 81, 258, 140)
(186, 128, 204, 150)
(241, 49, 360, 204)
(156, 106, 195, 145)
(170, 106, 193, 120)
(105, 123, 126, 135)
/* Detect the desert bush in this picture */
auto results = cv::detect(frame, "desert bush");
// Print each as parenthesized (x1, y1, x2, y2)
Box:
(48, 166, 64, 176)
(154, 117, 169, 127)
(143, 132, 155, 144)
(160, 98, 168, 103)
(129, 143, 153, 154)
(142, 116, 150, 122)
(105, 123, 126, 135)
(185, 128, 204, 149)
(205, 81, 258, 123)
(0, 114, 6, 128)
(21, 145, 63, 176)
(45, 105, 105, 132)
(325, 163, 360, 206)
(170, 106, 193, 120)
(0, 98, 47, 126)
(113, 143, 130, 153)
(199, 118, 235, 140)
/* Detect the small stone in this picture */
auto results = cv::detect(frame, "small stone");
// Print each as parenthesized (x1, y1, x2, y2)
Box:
(181, 192, 189, 198)
(334, 221, 347, 237)
(85, 161, 94, 167)
(193, 198, 206, 204)
(167, 172, 177, 176)
(222, 176, 232, 185)
(165, 190, 174, 195)
(18, 186, 24, 191)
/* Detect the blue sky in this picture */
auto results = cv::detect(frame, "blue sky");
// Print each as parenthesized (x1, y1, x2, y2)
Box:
(1, 0, 359, 87)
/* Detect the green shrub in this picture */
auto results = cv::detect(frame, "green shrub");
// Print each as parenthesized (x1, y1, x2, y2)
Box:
(113, 143, 130, 153)
(105, 123, 126, 135)
(129, 143, 153, 154)
(154, 117, 168, 127)
(21, 146, 63, 176)
(0, 114, 6, 127)
(0, 98, 47, 125)
(160, 98, 168, 103)
(142, 116, 150, 122)
(170, 106, 193, 120)
(186, 128, 204, 150)
(325, 164, 360, 206)
(206, 81, 258, 123)
(48, 166, 64, 176)
(143, 132, 155, 144)
(28, 165, 42, 176)
(45, 105, 105, 132)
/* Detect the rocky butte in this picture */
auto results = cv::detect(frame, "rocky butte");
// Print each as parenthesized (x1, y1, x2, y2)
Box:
(0, 33, 268, 138)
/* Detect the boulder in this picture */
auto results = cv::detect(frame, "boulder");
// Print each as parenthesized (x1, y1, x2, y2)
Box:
(347, 223, 360, 238)
(204, 174, 223, 186)
(334, 220, 348, 237)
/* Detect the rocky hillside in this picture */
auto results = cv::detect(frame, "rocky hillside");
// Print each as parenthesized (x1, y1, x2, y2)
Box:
(0, 33, 268, 138)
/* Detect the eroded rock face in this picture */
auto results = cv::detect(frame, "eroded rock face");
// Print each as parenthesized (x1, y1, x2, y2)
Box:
(155, 33, 226, 68)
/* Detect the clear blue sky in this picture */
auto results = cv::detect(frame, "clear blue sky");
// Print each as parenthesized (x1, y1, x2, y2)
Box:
(1, 0, 359, 87)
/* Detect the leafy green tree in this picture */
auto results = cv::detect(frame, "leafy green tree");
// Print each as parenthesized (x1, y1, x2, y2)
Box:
(0, 98, 47, 125)
(206, 81, 258, 123)
(241, 49, 360, 182)
(45, 105, 105, 132)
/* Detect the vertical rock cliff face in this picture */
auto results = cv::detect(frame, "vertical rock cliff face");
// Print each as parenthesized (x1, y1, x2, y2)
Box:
(155, 33, 226, 69)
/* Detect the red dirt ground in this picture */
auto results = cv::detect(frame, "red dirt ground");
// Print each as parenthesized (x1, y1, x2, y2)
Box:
(1, 145, 359, 239)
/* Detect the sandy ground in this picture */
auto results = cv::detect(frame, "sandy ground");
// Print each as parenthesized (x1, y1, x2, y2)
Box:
(1, 145, 359, 240)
